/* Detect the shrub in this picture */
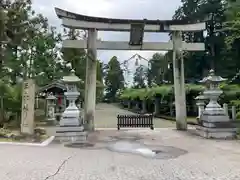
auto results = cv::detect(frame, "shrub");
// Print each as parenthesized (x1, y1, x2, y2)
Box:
(0, 80, 22, 127)
(120, 84, 205, 101)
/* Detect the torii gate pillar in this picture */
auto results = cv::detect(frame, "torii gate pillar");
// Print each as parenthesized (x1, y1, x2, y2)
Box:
(84, 29, 97, 131)
(173, 31, 187, 130)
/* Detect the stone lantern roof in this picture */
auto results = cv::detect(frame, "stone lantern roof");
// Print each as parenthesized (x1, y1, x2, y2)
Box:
(199, 69, 227, 83)
(46, 94, 56, 100)
(62, 70, 81, 83)
(195, 94, 206, 100)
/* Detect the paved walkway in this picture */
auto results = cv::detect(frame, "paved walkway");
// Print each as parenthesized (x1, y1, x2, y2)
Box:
(45, 103, 175, 136)
(1, 129, 240, 180)
(95, 103, 176, 128)
(1, 103, 240, 180)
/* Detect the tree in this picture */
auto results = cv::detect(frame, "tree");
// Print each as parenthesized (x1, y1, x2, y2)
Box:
(104, 56, 124, 101)
(96, 61, 104, 102)
(223, 0, 240, 78)
(61, 29, 87, 81)
(172, 0, 229, 79)
(133, 65, 147, 88)
(224, 0, 240, 48)
(0, 0, 70, 127)
(163, 51, 174, 84)
(4, 0, 40, 82)
(147, 53, 168, 86)
(32, 25, 66, 86)
(61, 28, 104, 101)
(0, 0, 67, 86)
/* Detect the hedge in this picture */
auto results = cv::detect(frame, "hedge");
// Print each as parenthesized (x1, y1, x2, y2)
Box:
(119, 84, 240, 104)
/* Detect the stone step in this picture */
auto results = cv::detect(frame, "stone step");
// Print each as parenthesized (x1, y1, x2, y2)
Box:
(55, 131, 88, 143)
(196, 125, 237, 139)
(56, 126, 84, 132)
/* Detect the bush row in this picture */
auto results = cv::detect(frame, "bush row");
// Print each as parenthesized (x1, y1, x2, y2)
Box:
(120, 84, 240, 102)
(119, 84, 240, 117)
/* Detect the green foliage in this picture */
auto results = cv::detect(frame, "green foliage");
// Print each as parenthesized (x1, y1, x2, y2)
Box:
(147, 53, 168, 86)
(2, 0, 240, 128)
(120, 84, 240, 103)
(120, 85, 178, 100)
(104, 56, 124, 101)
(172, 0, 230, 79)
(0, 80, 22, 126)
(224, 0, 240, 49)
(61, 29, 104, 102)
(133, 65, 147, 88)
(145, 85, 173, 100)
(236, 112, 240, 120)
(0, 0, 105, 128)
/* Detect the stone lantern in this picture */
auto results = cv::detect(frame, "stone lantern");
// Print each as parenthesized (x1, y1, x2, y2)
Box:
(56, 70, 86, 142)
(195, 93, 206, 121)
(196, 69, 237, 139)
(46, 93, 56, 123)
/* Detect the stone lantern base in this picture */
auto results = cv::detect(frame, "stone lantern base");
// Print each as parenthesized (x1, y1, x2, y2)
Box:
(195, 104, 237, 139)
(196, 126, 237, 139)
(196, 69, 237, 139)
(56, 126, 87, 143)
(55, 106, 87, 143)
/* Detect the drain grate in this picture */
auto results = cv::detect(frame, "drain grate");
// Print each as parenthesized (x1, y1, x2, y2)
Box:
(64, 142, 95, 148)
(152, 150, 163, 154)
(110, 135, 141, 141)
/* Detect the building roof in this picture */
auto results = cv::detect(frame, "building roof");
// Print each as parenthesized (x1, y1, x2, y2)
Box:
(37, 80, 67, 94)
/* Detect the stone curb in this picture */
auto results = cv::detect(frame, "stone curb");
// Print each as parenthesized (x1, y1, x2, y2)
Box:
(95, 127, 195, 130)
(0, 136, 55, 147)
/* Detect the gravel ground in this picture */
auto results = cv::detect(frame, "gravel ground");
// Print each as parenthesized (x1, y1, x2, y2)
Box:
(2, 103, 240, 180)
(1, 129, 240, 180)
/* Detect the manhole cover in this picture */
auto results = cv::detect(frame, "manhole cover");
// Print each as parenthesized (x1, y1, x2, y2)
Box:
(152, 146, 188, 159)
(64, 142, 95, 148)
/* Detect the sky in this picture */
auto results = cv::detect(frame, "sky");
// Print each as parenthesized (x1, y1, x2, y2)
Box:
(32, 0, 182, 84)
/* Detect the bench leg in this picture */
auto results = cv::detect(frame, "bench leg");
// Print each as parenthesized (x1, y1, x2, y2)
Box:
(150, 126, 154, 130)
(117, 126, 120, 130)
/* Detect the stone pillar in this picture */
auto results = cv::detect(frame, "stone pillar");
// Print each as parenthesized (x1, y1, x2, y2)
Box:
(180, 43, 187, 126)
(198, 104, 205, 119)
(77, 102, 81, 109)
(195, 94, 206, 120)
(223, 103, 228, 116)
(77, 102, 83, 125)
(127, 100, 131, 109)
(141, 100, 147, 113)
(21, 79, 35, 135)
(153, 97, 160, 115)
(135, 101, 140, 111)
(84, 29, 97, 131)
(172, 31, 187, 130)
(170, 102, 174, 117)
(46, 94, 56, 124)
(232, 106, 236, 120)
(35, 95, 39, 109)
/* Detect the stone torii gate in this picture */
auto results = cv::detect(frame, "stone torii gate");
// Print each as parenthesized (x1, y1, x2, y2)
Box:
(55, 8, 206, 131)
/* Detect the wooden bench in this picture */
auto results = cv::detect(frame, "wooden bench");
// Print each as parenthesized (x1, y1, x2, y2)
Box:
(117, 114, 154, 130)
